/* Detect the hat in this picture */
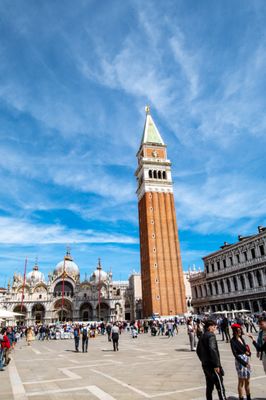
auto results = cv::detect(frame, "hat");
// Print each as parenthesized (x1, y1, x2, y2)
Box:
(231, 323, 241, 329)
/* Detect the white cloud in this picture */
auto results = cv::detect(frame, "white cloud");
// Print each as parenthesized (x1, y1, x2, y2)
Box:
(0, 216, 137, 245)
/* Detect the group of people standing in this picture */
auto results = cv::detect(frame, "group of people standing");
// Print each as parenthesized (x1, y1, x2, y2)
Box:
(196, 315, 266, 400)
(72, 322, 120, 352)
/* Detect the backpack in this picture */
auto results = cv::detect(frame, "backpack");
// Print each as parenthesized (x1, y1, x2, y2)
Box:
(82, 328, 88, 338)
(74, 329, 79, 337)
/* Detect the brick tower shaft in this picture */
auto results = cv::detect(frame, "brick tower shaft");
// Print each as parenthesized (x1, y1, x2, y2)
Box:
(136, 107, 186, 317)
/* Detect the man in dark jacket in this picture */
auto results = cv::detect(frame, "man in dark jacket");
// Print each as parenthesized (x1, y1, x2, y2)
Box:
(196, 320, 227, 400)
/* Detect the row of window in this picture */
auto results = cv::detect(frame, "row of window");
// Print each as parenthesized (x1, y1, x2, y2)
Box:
(206, 244, 265, 273)
(194, 269, 265, 299)
(148, 170, 167, 180)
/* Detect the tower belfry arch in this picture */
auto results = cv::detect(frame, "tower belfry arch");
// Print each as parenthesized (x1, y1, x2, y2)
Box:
(135, 107, 186, 317)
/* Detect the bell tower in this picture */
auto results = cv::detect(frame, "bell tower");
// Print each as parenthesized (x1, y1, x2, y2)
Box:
(135, 106, 186, 317)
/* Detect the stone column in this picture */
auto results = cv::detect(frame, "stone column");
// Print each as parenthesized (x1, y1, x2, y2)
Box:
(237, 275, 242, 290)
(243, 274, 249, 290)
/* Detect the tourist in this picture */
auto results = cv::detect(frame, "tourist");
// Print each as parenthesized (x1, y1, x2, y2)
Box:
(221, 317, 230, 343)
(81, 324, 89, 353)
(195, 318, 204, 339)
(187, 317, 196, 351)
(0, 333, 5, 371)
(73, 324, 80, 352)
(196, 320, 227, 400)
(0, 329, 10, 371)
(4, 327, 13, 365)
(111, 322, 119, 351)
(248, 316, 266, 374)
(106, 323, 112, 342)
(26, 327, 34, 346)
(166, 320, 174, 337)
(230, 323, 251, 400)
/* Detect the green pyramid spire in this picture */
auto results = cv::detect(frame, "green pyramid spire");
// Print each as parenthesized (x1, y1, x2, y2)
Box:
(141, 106, 165, 146)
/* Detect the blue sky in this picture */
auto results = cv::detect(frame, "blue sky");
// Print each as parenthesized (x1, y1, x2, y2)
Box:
(0, 0, 266, 286)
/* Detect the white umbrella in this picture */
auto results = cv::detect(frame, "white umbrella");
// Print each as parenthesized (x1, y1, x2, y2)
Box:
(0, 309, 24, 318)
(213, 311, 228, 314)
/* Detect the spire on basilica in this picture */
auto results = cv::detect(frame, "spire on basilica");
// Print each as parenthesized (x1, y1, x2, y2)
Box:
(33, 257, 39, 271)
(97, 258, 102, 270)
(65, 245, 73, 261)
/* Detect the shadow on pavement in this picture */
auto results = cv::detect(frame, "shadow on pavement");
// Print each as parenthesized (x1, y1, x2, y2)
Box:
(64, 349, 79, 353)
(227, 398, 265, 400)
(174, 348, 191, 352)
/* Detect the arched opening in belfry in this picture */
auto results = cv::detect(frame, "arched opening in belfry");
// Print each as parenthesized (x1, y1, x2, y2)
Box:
(163, 171, 166, 179)
(149, 170, 152, 179)
(158, 171, 162, 179)
(153, 170, 157, 179)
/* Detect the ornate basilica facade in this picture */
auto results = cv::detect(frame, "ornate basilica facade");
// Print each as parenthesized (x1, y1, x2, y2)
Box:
(0, 250, 135, 325)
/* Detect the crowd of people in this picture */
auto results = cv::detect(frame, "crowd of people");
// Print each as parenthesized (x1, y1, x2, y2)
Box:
(0, 313, 265, 400)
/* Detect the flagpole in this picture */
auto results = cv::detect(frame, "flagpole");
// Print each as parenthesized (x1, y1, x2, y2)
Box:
(61, 255, 66, 322)
(98, 258, 101, 321)
(20, 257, 27, 312)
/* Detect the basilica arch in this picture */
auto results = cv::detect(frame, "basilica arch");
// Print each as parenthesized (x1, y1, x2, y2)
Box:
(32, 303, 45, 323)
(13, 305, 27, 325)
(53, 298, 73, 322)
(96, 302, 110, 321)
(79, 302, 93, 321)
(53, 280, 74, 298)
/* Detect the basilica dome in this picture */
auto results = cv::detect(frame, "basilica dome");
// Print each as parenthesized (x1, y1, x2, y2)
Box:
(54, 250, 80, 278)
(26, 264, 45, 285)
(90, 259, 108, 284)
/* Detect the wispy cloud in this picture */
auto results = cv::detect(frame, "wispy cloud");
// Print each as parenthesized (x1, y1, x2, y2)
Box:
(0, 1, 266, 284)
(0, 216, 137, 245)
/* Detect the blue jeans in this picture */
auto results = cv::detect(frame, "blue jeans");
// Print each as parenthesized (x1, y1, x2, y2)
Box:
(0, 349, 4, 370)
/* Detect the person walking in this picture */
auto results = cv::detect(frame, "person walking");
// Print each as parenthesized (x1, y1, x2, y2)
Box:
(196, 320, 227, 400)
(81, 324, 89, 353)
(73, 324, 80, 352)
(230, 323, 252, 400)
(106, 323, 112, 342)
(248, 316, 266, 374)
(26, 327, 34, 346)
(187, 318, 196, 351)
(111, 323, 119, 351)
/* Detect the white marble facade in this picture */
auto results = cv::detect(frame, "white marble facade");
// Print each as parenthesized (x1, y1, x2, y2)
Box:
(0, 251, 134, 325)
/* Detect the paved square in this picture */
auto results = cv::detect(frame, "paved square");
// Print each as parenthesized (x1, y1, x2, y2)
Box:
(1, 327, 265, 400)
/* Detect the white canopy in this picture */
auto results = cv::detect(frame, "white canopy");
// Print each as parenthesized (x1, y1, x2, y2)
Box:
(0, 309, 24, 318)
(213, 310, 228, 315)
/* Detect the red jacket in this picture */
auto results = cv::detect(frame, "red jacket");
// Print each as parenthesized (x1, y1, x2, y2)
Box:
(1, 335, 10, 349)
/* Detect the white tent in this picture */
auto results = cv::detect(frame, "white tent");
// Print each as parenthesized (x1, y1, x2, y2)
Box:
(0, 309, 24, 318)
(213, 311, 228, 315)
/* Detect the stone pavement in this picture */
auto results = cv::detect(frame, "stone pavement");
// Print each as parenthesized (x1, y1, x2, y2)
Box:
(1, 326, 265, 400)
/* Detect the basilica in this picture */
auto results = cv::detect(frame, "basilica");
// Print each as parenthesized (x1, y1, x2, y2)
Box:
(0, 250, 141, 325)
